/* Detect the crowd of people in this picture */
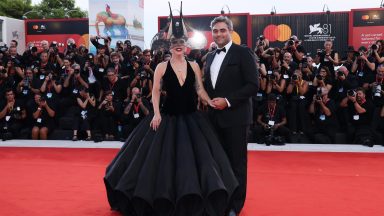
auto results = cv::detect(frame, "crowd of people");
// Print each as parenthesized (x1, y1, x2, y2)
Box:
(0, 35, 383, 145)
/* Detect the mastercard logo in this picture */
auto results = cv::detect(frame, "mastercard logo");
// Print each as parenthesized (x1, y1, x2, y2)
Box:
(263, 24, 292, 42)
(32, 25, 39, 30)
(361, 15, 370, 20)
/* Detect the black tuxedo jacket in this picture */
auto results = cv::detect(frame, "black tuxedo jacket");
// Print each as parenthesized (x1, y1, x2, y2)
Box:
(204, 43, 259, 128)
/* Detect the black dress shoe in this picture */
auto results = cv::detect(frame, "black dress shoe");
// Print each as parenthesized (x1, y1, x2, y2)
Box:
(228, 209, 238, 216)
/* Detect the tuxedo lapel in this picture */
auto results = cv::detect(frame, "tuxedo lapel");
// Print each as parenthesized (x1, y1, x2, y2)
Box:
(205, 52, 215, 90)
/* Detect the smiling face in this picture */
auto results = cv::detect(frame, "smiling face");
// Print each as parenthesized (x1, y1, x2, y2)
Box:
(170, 38, 186, 55)
(212, 21, 232, 48)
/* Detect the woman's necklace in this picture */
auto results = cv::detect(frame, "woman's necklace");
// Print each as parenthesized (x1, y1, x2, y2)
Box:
(171, 59, 187, 85)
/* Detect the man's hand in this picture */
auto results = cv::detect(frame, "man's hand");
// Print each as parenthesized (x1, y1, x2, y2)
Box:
(212, 97, 228, 110)
(348, 95, 357, 103)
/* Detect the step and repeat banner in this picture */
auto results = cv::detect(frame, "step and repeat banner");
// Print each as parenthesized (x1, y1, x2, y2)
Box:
(350, 8, 384, 49)
(25, 18, 89, 52)
(88, 0, 144, 53)
(251, 12, 349, 55)
(158, 14, 249, 50)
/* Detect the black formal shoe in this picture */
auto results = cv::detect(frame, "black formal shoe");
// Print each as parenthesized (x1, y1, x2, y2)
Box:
(228, 209, 238, 216)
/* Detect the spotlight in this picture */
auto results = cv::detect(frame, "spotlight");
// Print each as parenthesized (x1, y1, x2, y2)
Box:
(323, 4, 331, 15)
(270, 6, 276, 15)
(220, 5, 230, 15)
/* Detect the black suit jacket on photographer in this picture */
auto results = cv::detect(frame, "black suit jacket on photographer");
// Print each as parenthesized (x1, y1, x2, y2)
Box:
(204, 43, 259, 128)
(331, 74, 359, 102)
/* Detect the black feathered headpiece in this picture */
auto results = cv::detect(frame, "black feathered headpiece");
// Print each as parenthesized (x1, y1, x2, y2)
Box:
(167, 1, 188, 40)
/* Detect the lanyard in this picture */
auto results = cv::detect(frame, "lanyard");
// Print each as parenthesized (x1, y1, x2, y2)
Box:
(268, 104, 276, 119)
(133, 103, 140, 113)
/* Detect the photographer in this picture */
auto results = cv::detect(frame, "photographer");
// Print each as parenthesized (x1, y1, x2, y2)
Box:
(6, 46, 24, 81)
(72, 88, 96, 141)
(130, 69, 153, 99)
(312, 66, 333, 91)
(262, 47, 282, 71)
(283, 35, 306, 64)
(0, 89, 26, 140)
(0, 64, 14, 102)
(90, 35, 112, 55)
(62, 63, 89, 111)
(308, 87, 338, 143)
(47, 42, 64, 68)
(365, 64, 384, 106)
(107, 52, 130, 79)
(265, 70, 286, 105)
(253, 93, 290, 145)
(94, 45, 109, 70)
(29, 93, 56, 140)
(280, 52, 297, 77)
(40, 70, 63, 101)
(340, 87, 375, 146)
(100, 68, 126, 102)
(317, 40, 339, 74)
(142, 49, 155, 75)
(340, 46, 358, 72)
(286, 70, 310, 135)
(351, 46, 376, 86)
(22, 44, 40, 67)
(370, 40, 384, 65)
(121, 87, 150, 140)
(97, 90, 121, 141)
(82, 55, 101, 99)
(16, 67, 40, 105)
(300, 57, 315, 82)
(40, 40, 49, 52)
(254, 35, 269, 60)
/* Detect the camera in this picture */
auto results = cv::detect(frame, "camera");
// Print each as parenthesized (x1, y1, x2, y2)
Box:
(136, 93, 141, 99)
(316, 88, 322, 100)
(292, 74, 298, 81)
(74, 69, 80, 74)
(0, 42, 8, 53)
(316, 74, 323, 81)
(347, 89, 356, 97)
(337, 70, 344, 77)
(268, 74, 276, 81)
(39, 95, 46, 102)
(50, 41, 57, 47)
(130, 56, 139, 62)
(23, 77, 30, 87)
(317, 50, 325, 56)
(67, 43, 76, 50)
(359, 52, 364, 56)
(11, 57, 21, 67)
(288, 40, 295, 46)
(30, 46, 38, 53)
(374, 84, 382, 97)
(371, 44, 378, 50)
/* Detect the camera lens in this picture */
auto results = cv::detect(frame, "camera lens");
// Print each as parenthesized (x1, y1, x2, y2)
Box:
(292, 74, 298, 80)
(288, 40, 294, 46)
(337, 71, 344, 76)
(347, 89, 356, 97)
(316, 74, 323, 80)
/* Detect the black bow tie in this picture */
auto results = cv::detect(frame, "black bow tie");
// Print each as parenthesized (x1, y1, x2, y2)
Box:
(215, 47, 226, 54)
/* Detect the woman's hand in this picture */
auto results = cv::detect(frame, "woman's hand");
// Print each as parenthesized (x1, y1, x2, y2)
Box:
(150, 113, 162, 131)
(207, 99, 216, 108)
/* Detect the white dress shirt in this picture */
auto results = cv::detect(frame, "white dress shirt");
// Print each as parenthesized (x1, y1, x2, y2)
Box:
(210, 41, 233, 107)
(210, 41, 233, 89)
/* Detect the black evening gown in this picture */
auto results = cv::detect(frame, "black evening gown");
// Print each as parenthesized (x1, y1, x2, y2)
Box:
(104, 61, 239, 216)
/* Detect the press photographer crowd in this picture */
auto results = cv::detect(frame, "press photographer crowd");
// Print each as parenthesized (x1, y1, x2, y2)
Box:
(0, 35, 383, 146)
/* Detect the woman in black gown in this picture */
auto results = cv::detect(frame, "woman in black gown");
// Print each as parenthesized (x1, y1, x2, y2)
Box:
(104, 4, 239, 216)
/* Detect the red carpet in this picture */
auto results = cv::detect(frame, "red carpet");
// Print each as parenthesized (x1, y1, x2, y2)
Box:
(0, 147, 383, 216)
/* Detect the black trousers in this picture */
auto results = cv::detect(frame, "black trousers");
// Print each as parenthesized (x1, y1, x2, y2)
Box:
(214, 123, 248, 214)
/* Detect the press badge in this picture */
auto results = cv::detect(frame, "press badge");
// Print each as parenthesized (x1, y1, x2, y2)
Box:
(319, 115, 326, 121)
(17, 107, 21, 111)
(308, 81, 313, 86)
(5, 116, 11, 121)
(358, 71, 364, 77)
(40, 75, 45, 80)
(267, 71, 273, 75)
(99, 68, 104, 73)
(300, 96, 305, 100)
(133, 113, 140, 119)
(47, 93, 53, 98)
(338, 87, 344, 93)
(23, 89, 28, 95)
(353, 115, 360, 120)
(73, 89, 78, 94)
(283, 75, 289, 79)
(37, 118, 42, 123)
(268, 120, 275, 126)
(257, 93, 263, 97)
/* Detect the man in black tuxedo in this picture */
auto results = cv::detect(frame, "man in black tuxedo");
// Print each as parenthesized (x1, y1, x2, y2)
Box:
(204, 16, 259, 216)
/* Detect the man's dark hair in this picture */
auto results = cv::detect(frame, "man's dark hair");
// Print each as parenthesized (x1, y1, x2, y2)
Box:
(11, 40, 18, 47)
(210, 16, 233, 31)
